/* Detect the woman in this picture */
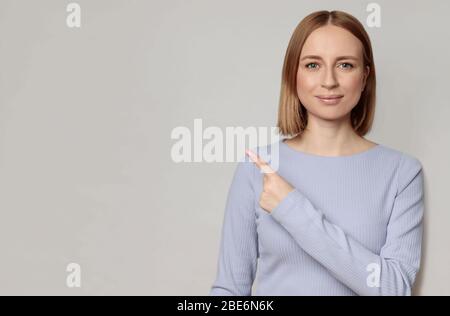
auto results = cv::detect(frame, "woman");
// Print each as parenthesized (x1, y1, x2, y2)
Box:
(210, 10, 424, 296)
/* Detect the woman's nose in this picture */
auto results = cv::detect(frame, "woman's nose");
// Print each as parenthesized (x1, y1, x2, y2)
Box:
(321, 68, 339, 89)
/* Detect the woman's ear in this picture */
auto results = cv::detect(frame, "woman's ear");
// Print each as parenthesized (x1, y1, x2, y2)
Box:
(362, 65, 370, 91)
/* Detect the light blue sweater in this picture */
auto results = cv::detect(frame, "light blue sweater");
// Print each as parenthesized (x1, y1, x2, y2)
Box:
(210, 139, 424, 296)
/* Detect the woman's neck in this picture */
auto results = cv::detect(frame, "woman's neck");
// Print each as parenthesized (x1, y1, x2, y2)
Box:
(286, 129, 376, 157)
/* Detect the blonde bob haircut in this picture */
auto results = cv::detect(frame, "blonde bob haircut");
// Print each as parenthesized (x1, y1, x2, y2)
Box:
(277, 10, 376, 137)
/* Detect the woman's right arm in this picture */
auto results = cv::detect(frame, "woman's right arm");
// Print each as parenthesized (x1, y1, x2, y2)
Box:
(209, 161, 259, 296)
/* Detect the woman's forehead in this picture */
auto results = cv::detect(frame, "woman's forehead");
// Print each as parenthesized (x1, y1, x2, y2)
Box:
(301, 25, 363, 58)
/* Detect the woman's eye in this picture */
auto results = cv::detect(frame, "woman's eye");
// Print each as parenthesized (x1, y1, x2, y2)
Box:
(339, 63, 354, 69)
(305, 63, 318, 69)
(305, 62, 354, 70)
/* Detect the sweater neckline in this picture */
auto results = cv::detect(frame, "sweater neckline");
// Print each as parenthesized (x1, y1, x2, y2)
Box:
(279, 138, 382, 160)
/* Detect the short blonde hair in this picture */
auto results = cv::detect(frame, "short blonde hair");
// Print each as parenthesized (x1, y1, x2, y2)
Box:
(277, 10, 376, 137)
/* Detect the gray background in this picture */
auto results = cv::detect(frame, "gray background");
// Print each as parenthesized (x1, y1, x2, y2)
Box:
(0, 0, 449, 295)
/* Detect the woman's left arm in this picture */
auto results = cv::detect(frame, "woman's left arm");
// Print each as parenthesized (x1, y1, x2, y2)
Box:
(249, 150, 424, 296)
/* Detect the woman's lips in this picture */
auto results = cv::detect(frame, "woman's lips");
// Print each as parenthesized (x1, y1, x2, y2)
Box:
(315, 95, 344, 105)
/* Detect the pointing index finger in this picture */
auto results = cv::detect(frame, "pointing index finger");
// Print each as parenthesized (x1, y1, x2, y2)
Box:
(245, 149, 275, 174)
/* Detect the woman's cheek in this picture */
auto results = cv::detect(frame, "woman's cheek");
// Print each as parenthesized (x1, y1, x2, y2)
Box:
(298, 72, 317, 88)
(340, 77, 363, 108)
(297, 73, 317, 99)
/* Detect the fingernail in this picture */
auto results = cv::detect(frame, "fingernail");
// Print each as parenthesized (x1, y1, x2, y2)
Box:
(247, 150, 256, 159)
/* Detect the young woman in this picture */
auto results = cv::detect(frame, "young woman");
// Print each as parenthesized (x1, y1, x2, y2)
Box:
(210, 10, 424, 296)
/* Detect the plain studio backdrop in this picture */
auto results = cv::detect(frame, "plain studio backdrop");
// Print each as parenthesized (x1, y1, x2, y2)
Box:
(0, 0, 449, 295)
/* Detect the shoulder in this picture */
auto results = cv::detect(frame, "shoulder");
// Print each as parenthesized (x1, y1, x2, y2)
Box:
(379, 144, 423, 194)
(376, 144, 422, 168)
(381, 144, 422, 170)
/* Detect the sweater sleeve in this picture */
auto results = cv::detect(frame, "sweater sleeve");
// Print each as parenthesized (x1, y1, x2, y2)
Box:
(210, 161, 259, 296)
(270, 154, 424, 296)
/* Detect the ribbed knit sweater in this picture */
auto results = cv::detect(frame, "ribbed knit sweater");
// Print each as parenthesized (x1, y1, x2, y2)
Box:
(210, 139, 424, 296)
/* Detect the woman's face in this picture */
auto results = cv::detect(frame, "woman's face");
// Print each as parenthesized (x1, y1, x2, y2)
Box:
(297, 24, 370, 121)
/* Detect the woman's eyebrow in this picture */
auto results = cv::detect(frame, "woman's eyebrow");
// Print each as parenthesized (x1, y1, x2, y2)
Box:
(300, 55, 359, 61)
